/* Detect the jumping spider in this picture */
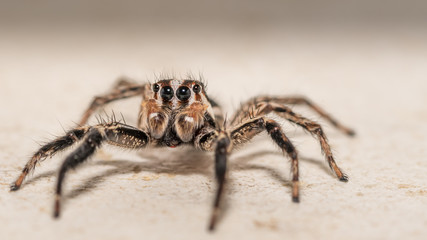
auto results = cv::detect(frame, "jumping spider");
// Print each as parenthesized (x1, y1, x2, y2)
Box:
(11, 77, 354, 230)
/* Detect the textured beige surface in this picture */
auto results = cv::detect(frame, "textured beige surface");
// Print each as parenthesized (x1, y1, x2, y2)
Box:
(1, 2, 427, 240)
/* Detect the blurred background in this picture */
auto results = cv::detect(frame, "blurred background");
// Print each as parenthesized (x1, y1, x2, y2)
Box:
(1, 0, 426, 124)
(1, 1, 427, 240)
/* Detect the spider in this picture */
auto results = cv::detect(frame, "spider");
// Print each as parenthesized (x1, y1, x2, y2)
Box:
(10, 76, 354, 230)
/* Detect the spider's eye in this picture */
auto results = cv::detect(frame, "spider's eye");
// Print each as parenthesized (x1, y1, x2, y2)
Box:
(160, 86, 174, 101)
(193, 84, 201, 93)
(152, 84, 160, 92)
(176, 86, 191, 101)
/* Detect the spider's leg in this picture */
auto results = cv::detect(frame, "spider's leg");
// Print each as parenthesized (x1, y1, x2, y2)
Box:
(261, 96, 354, 136)
(54, 122, 149, 217)
(10, 126, 90, 191)
(79, 78, 148, 125)
(208, 132, 231, 231)
(113, 77, 137, 89)
(207, 97, 225, 128)
(194, 128, 231, 230)
(270, 103, 348, 181)
(230, 117, 300, 202)
(230, 96, 355, 136)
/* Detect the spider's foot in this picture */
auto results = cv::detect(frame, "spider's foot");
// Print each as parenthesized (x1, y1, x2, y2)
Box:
(292, 196, 300, 203)
(10, 174, 26, 191)
(346, 129, 356, 137)
(339, 174, 349, 182)
(292, 182, 300, 203)
(208, 208, 219, 232)
(10, 183, 21, 191)
(54, 195, 61, 218)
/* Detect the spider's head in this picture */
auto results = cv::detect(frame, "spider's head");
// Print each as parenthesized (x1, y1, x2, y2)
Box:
(141, 79, 214, 144)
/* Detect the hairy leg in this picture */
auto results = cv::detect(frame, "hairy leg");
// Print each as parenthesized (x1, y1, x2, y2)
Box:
(230, 117, 301, 202)
(79, 77, 148, 125)
(51, 122, 150, 217)
(230, 95, 355, 136)
(10, 127, 90, 191)
(230, 99, 348, 181)
(262, 102, 348, 181)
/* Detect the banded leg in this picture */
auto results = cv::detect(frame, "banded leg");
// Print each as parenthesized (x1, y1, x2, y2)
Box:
(208, 131, 231, 231)
(10, 127, 90, 191)
(269, 103, 348, 181)
(262, 96, 354, 136)
(230, 117, 300, 202)
(230, 96, 355, 136)
(79, 78, 147, 125)
(54, 122, 150, 217)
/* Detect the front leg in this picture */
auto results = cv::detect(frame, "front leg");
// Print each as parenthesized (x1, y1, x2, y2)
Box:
(209, 131, 231, 231)
(194, 128, 231, 230)
(54, 122, 150, 217)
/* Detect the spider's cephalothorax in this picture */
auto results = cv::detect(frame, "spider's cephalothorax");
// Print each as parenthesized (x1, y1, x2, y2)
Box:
(10, 76, 355, 231)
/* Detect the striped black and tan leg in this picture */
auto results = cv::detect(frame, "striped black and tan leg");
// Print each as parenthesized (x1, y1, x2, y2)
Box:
(79, 78, 148, 125)
(10, 126, 90, 191)
(267, 102, 348, 181)
(229, 96, 355, 136)
(230, 117, 300, 202)
(257, 96, 354, 136)
(53, 122, 150, 217)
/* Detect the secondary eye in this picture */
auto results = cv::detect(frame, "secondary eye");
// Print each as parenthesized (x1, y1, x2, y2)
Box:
(160, 86, 174, 101)
(152, 84, 160, 92)
(193, 84, 201, 93)
(176, 86, 191, 101)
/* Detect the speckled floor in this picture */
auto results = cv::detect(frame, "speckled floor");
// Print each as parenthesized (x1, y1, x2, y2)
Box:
(1, 3, 427, 240)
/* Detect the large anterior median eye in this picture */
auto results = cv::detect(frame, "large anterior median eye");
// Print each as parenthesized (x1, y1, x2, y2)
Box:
(176, 86, 191, 101)
(160, 86, 174, 101)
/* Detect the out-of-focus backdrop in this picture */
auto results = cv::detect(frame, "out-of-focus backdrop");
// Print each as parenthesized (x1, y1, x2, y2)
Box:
(1, 1, 427, 240)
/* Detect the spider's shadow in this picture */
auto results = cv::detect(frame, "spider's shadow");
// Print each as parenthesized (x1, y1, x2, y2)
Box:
(23, 147, 333, 202)
(230, 150, 332, 187)
(65, 147, 215, 200)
